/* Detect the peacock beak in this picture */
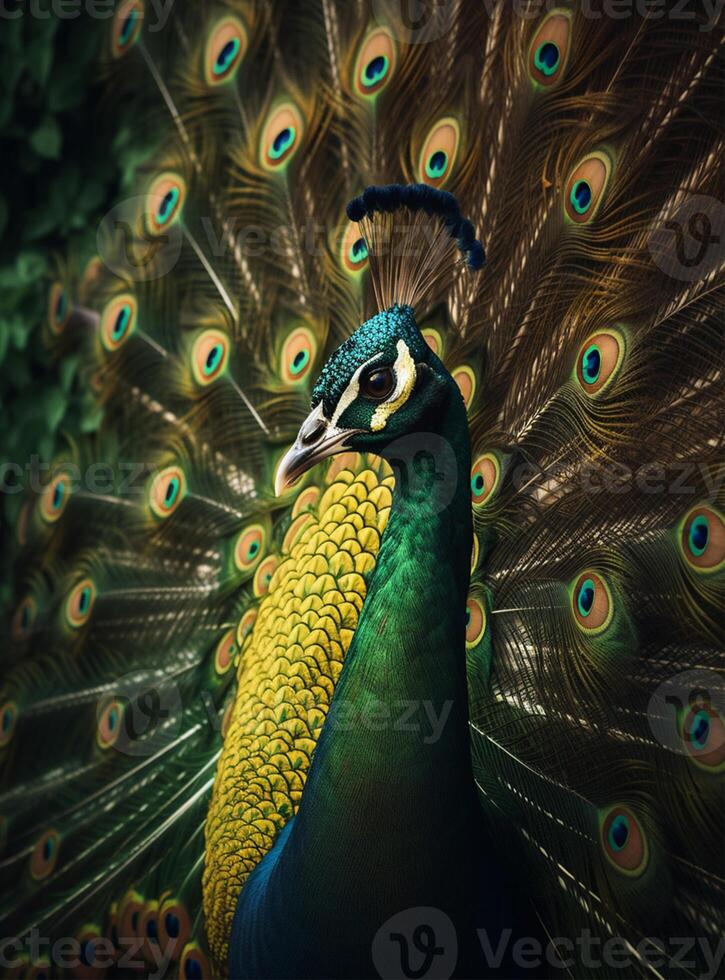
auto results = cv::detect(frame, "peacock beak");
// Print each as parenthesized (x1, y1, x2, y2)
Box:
(274, 405, 362, 496)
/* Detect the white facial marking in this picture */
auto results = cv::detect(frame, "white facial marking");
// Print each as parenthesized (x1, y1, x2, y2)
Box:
(370, 340, 416, 432)
(330, 353, 377, 427)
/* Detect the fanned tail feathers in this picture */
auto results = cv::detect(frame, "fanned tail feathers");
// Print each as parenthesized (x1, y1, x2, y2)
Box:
(1, 1, 723, 976)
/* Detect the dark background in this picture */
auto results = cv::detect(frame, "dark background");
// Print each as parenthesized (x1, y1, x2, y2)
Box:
(0, 8, 151, 607)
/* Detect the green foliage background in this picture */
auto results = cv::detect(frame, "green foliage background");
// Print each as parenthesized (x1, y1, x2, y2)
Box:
(0, 8, 150, 608)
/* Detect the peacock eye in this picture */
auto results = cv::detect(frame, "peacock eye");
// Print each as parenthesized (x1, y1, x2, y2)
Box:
(281, 326, 317, 384)
(0, 701, 18, 747)
(148, 465, 187, 519)
(680, 505, 724, 572)
(465, 596, 487, 649)
(234, 524, 266, 574)
(571, 570, 613, 634)
(180, 944, 211, 980)
(146, 173, 186, 235)
(528, 10, 573, 87)
(354, 27, 395, 98)
(600, 805, 648, 876)
(31, 829, 60, 879)
(65, 578, 97, 629)
(204, 15, 247, 86)
(574, 329, 625, 396)
(470, 453, 502, 508)
(191, 330, 229, 386)
(341, 221, 369, 275)
(418, 117, 460, 188)
(361, 367, 395, 401)
(680, 703, 724, 770)
(215, 629, 237, 675)
(48, 282, 70, 334)
(97, 698, 124, 749)
(101, 294, 138, 352)
(111, 0, 143, 58)
(564, 151, 613, 224)
(260, 103, 304, 171)
(40, 469, 72, 523)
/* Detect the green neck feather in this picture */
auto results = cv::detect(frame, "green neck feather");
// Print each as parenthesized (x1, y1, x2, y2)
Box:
(231, 383, 493, 976)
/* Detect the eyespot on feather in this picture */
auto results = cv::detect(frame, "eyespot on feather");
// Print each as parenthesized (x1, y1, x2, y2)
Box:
(148, 466, 187, 519)
(680, 703, 724, 771)
(341, 221, 369, 275)
(452, 365, 476, 410)
(564, 151, 612, 223)
(111, 0, 143, 58)
(117, 891, 145, 946)
(191, 330, 230, 386)
(283, 513, 314, 553)
(65, 579, 97, 629)
(145, 172, 186, 235)
(30, 829, 60, 880)
(528, 9, 572, 87)
(571, 571, 613, 634)
(465, 596, 487, 649)
(97, 699, 124, 750)
(13, 596, 37, 640)
(260, 102, 303, 171)
(253, 556, 278, 597)
(236, 608, 258, 647)
(679, 505, 724, 573)
(139, 901, 161, 964)
(421, 328, 444, 357)
(204, 15, 247, 86)
(418, 117, 460, 188)
(158, 897, 192, 962)
(599, 805, 648, 876)
(73, 925, 107, 979)
(234, 524, 266, 574)
(291, 486, 321, 517)
(281, 327, 317, 384)
(101, 294, 138, 352)
(353, 27, 396, 98)
(215, 629, 237, 676)
(48, 281, 71, 334)
(179, 943, 212, 980)
(470, 453, 502, 508)
(0, 701, 18, 748)
(575, 329, 625, 396)
(39, 469, 72, 524)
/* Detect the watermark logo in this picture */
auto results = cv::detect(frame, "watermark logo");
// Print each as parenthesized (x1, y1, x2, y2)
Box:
(101, 670, 182, 757)
(373, 0, 459, 43)
(373, 907, 457, 979)
(97, 195, 183, 282)
(383, 432, 459, 514)
(648, 194, 724, 282)
(647, 668, 724, 757)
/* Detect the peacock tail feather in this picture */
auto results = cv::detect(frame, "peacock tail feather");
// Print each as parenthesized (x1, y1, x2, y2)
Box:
(1, 1, 723, 977)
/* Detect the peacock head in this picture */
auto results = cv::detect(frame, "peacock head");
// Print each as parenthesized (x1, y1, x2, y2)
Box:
(275, 184, 484, 495)
(275, 303, 457, 494)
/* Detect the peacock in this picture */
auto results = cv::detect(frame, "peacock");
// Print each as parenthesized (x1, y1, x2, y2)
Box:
(1, 0, 724, 977)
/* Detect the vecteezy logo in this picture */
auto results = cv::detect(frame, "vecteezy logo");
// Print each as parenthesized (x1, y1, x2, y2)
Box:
(372, 907, 457, 979)
(101, 670, 183, 757)
(648, 194, 724, 282)
(97, 195, 183, 282)
(647, 668, 724, 759)
(373, 0, 458, 43)
(383, 432, 458, 514)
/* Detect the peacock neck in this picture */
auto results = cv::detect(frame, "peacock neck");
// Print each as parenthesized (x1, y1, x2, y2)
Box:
(231, 390, 489, 977)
